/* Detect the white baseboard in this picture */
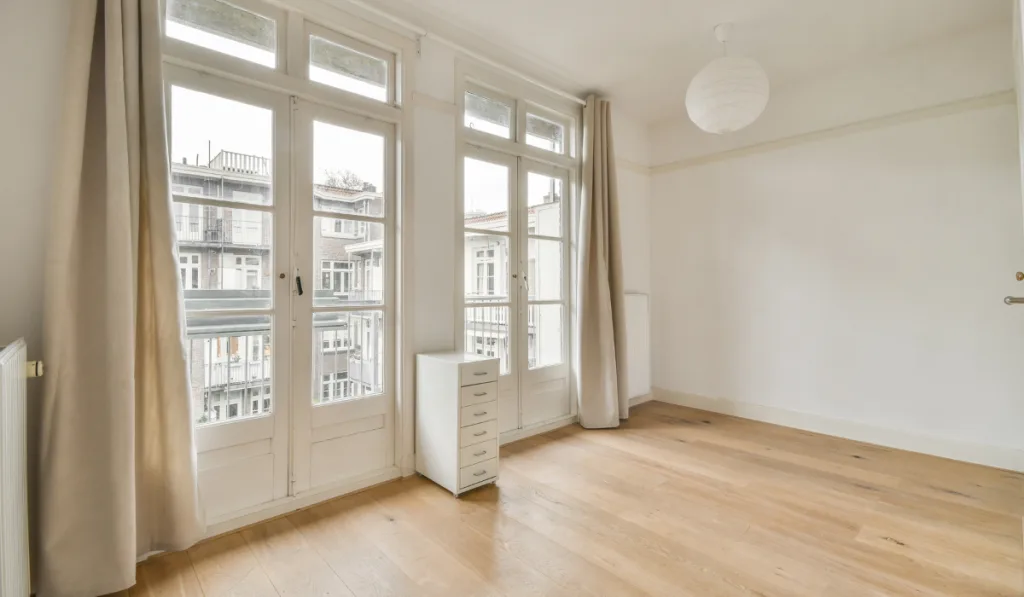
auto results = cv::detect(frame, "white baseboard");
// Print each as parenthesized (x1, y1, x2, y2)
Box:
(499, 414, 578, 446)
(629, 393, 655, 408)
(653, 389, 1024, 473)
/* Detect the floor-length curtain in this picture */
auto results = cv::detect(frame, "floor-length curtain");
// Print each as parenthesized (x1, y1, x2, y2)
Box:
(577, 95, 629, 429)
(37, 1, 205, 594)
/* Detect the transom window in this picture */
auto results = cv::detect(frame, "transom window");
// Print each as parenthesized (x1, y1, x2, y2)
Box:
(462, 83, 574, 158)
(166, 0, 279, 68)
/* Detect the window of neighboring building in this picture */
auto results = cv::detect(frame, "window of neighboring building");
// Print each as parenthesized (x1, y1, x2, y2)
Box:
(179, 252, 201, 289)
(320, 260, 353, 292)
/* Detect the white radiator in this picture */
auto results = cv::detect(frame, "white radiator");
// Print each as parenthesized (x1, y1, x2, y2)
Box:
(0, 340, 30, 597)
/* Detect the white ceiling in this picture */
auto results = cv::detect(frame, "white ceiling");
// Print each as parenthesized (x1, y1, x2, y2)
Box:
(366, 0, 1011, 123)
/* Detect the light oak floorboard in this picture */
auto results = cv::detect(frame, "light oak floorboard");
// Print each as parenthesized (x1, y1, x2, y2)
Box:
(128, 402, 1024, 597)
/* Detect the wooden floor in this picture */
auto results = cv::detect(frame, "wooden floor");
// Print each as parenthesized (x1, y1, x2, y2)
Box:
(120, 402, 1024, 597)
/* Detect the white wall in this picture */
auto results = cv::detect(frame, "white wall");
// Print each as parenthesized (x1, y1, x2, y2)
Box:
(0, 0, 71, 574)
(410, 39, 459, 356)
(613, 109, 652, 296)
(649, 23, 1024, 470)
(0, 0, 68, 361)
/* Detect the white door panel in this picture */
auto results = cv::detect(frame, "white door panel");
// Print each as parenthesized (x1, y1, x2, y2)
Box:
(292, 100, 397, 495)
(166, 65, 291, 521)
(460, 148, 572, 437)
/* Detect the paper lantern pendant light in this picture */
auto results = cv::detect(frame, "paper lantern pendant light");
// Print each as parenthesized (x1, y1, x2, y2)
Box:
(686, 24, 770, 135)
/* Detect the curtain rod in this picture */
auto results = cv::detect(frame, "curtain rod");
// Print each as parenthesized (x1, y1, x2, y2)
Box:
(342, 0, 589, 107)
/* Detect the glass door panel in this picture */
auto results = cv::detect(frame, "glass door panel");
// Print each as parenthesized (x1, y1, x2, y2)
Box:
(292, 102, 395, 493)
(518, 161, 571, 427)
(463, 149, 520, 432)
(166, 65, 291, 521)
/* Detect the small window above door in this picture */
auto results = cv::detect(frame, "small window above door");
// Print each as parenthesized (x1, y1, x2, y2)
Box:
(526, 111, 566, 155)
(306, 23, 396, 104)
(166, 0, 279, 68)
(464, 89, 515, 140)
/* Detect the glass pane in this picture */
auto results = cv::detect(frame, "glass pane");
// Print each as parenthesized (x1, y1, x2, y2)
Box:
(465, 306, 510, 375)
(314, 218, 384, 307)
(166, 0, 276, 67)
(464, 91, 512, 139)
(528, 304, 563, 370)
(464, 157, 509, 232)
(526, 172, 562, 236)
(310, 35, 388, 102)
(527, 239, 562, 301)
(171, 86, 273, 206)
(526, 113, 565, 153)
(185, 314, 272, 426)
(313, 121, 385, 217)
(313, 311, 384, 404)
(175, 203, 272, 310)
(464, 233, 509, 302)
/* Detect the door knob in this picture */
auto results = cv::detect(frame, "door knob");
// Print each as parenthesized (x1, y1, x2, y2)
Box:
(1016, 272, 1023, 281)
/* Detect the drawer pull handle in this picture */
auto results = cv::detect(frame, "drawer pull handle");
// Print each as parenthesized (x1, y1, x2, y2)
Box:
(473, 371, 488, 376)
(473, 450, 487, 457)
(474, 411, 487, 416)
(473, 470, 487, 477)
(473, 431, 487, 437)
(473, 392, 487, 397)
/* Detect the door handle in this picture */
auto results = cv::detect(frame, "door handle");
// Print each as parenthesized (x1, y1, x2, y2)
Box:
(1004, 297, 1024, 305)
(473, 431, 487, 437)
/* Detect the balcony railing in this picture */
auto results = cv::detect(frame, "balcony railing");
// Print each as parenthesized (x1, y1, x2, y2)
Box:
(209, 150, 270, 176)
(313, 288, 384, 303)
(175, 215, 267, 247)
(465, 294, 510, 303)
(205, 357, 272, 387)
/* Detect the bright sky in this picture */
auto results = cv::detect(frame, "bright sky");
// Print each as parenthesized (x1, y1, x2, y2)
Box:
(168, 22, 559, 222)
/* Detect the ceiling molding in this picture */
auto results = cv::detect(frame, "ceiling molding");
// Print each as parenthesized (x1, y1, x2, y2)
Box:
(649, 90, 1016, 175)
(616, 158, 651, 175)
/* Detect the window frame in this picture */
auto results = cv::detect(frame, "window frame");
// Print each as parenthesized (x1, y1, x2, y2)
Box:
(163, 0, 288, 71)
(524, 103, 572, 157)
(463, 81, 517, 143)
(303, 20, 397, 105)
(455, 59, 582, 432)
(459, 72, 579, 169)
(161, 0, 417, 526)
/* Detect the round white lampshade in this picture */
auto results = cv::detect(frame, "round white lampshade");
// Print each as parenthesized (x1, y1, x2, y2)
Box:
(685, 56, 770, 134)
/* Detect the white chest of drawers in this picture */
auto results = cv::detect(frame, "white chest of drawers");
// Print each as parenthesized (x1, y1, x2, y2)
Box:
(415, 352, 500, 496)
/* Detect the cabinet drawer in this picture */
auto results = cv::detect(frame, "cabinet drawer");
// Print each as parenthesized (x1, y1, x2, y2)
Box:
(460, 382, 497, 407)
(459, 457, 498, 489)
(460, 400, 497, 427)
(460, 439, 498, 468)
(460, 360, 498, 386)
(459, 420, 498, 447)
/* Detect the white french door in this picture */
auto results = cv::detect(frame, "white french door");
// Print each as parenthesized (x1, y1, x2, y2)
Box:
(462, 149, 571, 435)
(166, 65, 292, 521)
(167, 71, 397, 522)
(291, 100, 396, 494)
(517, 159, 571, 427)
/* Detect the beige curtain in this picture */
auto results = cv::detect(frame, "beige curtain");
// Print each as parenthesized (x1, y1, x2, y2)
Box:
(37, 1, 205, 595)
(577, 96, 629, 428)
